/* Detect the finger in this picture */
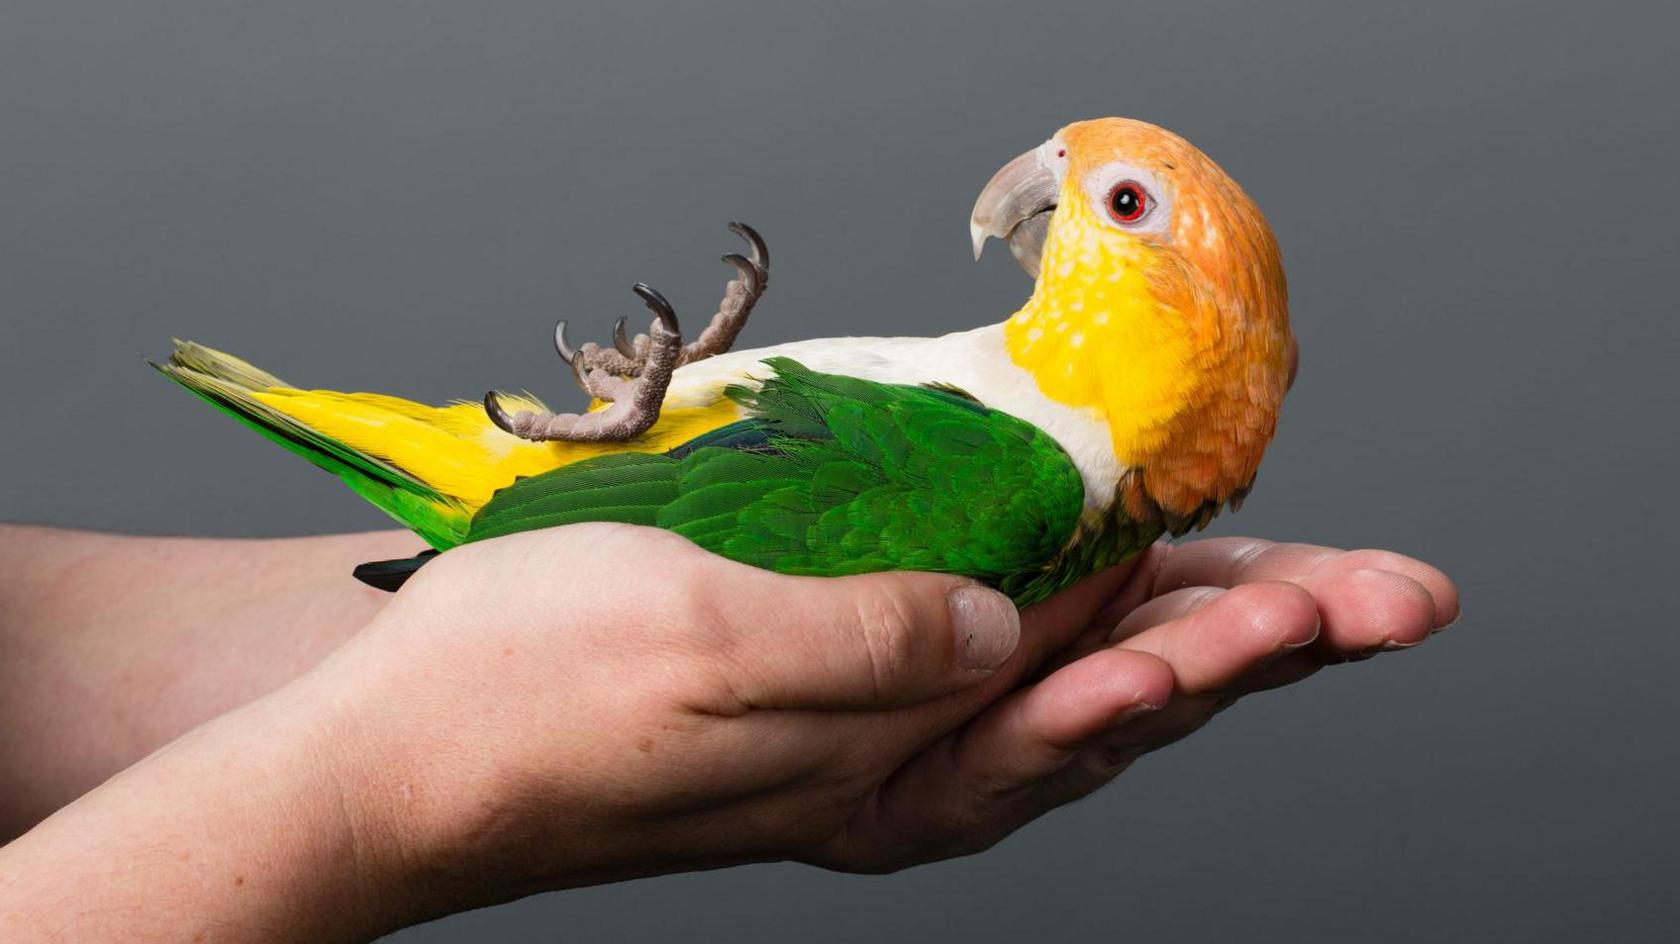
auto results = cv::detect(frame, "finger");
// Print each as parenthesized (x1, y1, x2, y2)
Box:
(1027, 691, 1233, 815)
(1071, 541, 1173, 653)
(1292, 567, 1440, 659)
(942, 648, 1173, 793)
(1154, 538, 1459, 630)
(1030, 543, 1173, 678)
(713, 569, 1021, 711)
(1151, 537, 1338, 592)
(1116, 582, 1321, 694)
(752, 555, 1147, 721)
(1008, 555, 1148, 678)
(1080, 571, 1435, 784)
(885, 553, 1160, 743)
(1105, 585, 1225, 643)
(1295, 550, 1459, 630)
(989, 626, 1319, 824)
(994, 557, 1437, 821)
(839, 560, 1157, 774)
(836, 648, 1174, 866)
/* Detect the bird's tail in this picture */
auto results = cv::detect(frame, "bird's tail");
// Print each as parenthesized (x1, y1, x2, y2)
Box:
(153, 340, 532, 549)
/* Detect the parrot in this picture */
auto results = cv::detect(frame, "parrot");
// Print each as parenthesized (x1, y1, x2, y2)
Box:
(156, 117, 1293, 606)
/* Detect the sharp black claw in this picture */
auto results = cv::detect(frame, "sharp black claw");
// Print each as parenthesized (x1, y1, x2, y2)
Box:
(612, 317, 636, 357)
(484, 391, 517, 434)
(553, 320, 576, 363)
(720, 252, 761, 294)
(727, 222, 768, 275)
(632, 282, 679, 334)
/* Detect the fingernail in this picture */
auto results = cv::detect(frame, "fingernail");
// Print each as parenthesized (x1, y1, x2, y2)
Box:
(1379, 638, 1423, 651)
(949, 586, 1021, 671)
(1113, 702, 1163, 726)
(1282, 616, 1322, 652)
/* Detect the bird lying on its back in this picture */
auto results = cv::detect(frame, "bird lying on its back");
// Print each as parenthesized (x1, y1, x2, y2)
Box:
(158, 117, 1293, 605)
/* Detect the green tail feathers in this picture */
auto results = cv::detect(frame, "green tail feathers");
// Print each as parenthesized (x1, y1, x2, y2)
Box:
(153, 341, 469, 548)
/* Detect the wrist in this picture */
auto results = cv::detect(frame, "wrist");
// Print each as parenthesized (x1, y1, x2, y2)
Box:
(287, 603, 571, 921)
(301, 589, 672, 909)
(242, 659, 462, 936)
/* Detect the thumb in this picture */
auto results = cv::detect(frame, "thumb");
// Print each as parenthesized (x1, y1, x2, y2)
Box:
(719, 570, 1022, 711)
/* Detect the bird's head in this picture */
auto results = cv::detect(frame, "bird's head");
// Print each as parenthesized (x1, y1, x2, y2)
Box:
(971, 117, 1293, 522)
(970, 116, 1286, 330)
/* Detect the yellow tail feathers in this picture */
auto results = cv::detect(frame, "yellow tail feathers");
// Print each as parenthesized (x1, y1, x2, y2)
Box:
(161, 341, 744, 524)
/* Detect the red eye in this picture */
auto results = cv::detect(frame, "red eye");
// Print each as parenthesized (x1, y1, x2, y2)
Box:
(1107, 181, 1149, 224)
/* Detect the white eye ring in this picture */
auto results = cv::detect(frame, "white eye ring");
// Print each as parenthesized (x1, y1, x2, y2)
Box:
(1083, 162, 1172, 237)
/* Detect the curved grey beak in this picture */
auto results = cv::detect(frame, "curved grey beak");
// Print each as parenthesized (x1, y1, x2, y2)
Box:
(969, 144, 1062, 276)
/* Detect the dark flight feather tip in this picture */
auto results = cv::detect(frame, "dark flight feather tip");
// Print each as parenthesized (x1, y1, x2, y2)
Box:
(352, 549, 440, 592)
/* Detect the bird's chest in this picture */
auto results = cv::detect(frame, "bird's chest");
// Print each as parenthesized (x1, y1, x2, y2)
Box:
(1007, 288, 1287, 527)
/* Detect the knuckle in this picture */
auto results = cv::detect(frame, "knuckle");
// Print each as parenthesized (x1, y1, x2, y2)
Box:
(1244, 583, 1319, 646)
(853, 587, 924, 700)
(584, 522, 699, 567)
(1229, 538, 1275, 571)
(1168, 585, 1226, 617)
(665, 572, 728, 639)
(666, 589, 756, 713)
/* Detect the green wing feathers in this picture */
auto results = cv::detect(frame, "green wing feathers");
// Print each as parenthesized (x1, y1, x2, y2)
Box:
(469, 358, 1089, 602)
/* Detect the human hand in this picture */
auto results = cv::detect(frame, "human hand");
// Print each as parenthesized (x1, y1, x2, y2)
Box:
(807, 537, 1460, 869)
(290, 523, 1157, 930)
(318, 528, 1454, 909)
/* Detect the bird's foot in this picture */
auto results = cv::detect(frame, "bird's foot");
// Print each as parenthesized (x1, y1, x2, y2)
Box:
(485, 284, 681, 442)
(675, 221, 769, 365)
(483, 223, 769, 444)
(554, 222, 769, 378)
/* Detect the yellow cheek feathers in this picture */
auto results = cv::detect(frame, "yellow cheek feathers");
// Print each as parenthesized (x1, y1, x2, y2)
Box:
(1004, 195, 1202, 465)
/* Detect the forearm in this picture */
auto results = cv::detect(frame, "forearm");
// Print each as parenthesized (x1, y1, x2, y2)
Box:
(0, 525, 424, 837)
(0, 677, 406, 944)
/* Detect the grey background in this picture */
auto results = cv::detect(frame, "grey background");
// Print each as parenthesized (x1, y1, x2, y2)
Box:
(3, 0, 1677, 940)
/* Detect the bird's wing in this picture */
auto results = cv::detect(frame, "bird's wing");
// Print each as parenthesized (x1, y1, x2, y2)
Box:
(465, 358, 1090, 602)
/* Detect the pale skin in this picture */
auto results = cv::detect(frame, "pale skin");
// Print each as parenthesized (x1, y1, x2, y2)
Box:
(0, 522, 1456, 941)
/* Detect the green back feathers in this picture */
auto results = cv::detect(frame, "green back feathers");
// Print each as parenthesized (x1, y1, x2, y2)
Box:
(155, 341, 471, 548)
(469, 358, 1091, 603)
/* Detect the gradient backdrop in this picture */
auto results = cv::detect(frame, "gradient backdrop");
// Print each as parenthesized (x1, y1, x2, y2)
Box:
(3, 1, 1676, 940)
